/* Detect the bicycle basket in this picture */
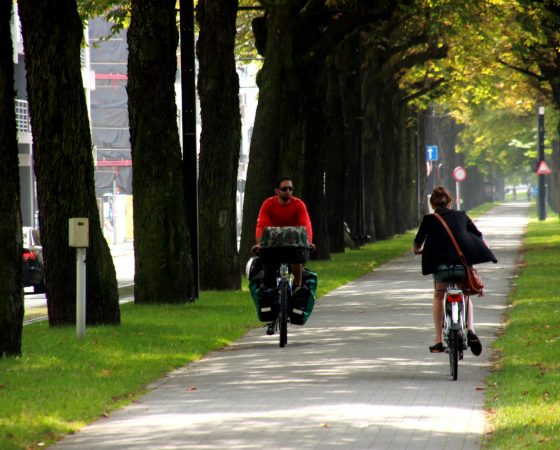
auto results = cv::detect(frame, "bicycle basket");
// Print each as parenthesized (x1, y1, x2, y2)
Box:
(259, 226, 310, 264)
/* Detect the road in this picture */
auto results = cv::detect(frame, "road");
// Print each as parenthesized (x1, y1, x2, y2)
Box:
(24, 241, 134, 311)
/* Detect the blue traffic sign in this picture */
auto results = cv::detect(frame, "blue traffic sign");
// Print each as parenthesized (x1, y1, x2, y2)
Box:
(426, 145, 438, 161)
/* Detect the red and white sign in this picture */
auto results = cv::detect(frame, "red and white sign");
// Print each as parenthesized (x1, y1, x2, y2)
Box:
(453, 166, 467, 182)
(536, 160, 551, 175)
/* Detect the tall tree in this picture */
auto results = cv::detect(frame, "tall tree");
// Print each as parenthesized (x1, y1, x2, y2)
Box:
(196, 0, 242, 290)
(0, 0, 24, 356)
(239, 1, 448, 260)
(127, 0, 194, 303)
(19, 0, 120, 326)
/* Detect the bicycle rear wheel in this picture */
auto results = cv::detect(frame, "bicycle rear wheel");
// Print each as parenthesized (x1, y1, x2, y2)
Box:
(279, 283, 288, 348)
(449, 329, 459, 380)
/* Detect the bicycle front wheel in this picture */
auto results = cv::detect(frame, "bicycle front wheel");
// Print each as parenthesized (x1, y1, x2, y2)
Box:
(279, 282, 288, 348)
(449, 329, 459, 380)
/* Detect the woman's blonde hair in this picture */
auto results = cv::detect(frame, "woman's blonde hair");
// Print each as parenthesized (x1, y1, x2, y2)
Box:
(430, 186, 453, 209)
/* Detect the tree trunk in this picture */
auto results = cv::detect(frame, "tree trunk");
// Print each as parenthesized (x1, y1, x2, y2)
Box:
(337, 33, 366, 245)
(551, 138, 560, 216)
(128, 0, 194, 303)
(239, 7, 294, 265)
(196, 0, 242, 290)
(362, 44, 389, 240)
(0, 1, 24, 356)
(301, 65, 331, 261)
(324, 53, 346, 253)
(19, 0, 120, 326)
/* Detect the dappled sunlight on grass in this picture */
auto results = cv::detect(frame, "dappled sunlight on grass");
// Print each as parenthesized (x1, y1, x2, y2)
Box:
(1, 294, 257, 449)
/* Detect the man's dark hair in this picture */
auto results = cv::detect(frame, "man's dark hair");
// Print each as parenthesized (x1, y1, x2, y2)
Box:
(275, 176, 292, 188)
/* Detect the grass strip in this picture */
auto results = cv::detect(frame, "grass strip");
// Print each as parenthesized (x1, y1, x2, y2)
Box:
(1, 202, 495, 450)
(484, 208, 560, 449)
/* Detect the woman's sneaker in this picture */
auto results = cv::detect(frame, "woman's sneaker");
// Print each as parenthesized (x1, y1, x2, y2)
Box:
(467, 330, 482, 356)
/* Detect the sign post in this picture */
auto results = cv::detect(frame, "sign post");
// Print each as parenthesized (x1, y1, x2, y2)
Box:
(453, 166, 467, 210)
(426, 145, 438, 161)
(426, 145, 439, 191)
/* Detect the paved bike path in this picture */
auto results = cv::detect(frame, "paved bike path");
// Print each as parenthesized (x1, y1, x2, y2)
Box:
(52, 202, 529, 449)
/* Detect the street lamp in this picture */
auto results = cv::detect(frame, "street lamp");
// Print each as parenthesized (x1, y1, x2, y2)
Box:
(180, 0, 199, 299)
(537, 106, 546, 221)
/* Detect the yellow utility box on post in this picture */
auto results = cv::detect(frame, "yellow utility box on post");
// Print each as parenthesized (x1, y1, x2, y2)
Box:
(69, 218, 89, 248)
(69, 218, 89, 339)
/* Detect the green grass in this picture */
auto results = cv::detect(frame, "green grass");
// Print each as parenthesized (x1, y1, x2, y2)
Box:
(1, 225, 423, 450)
(484, 207, 560, 449)
(2, 293, 257, 449)
(468, 201, 500, 217)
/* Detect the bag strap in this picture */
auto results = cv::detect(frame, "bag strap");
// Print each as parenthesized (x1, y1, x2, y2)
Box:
(433, 212, 469, 267)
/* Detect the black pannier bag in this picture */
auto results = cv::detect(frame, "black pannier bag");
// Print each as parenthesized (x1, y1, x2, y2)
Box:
(248, 273, 276, 322)
(290, 268, 318, 325)
(247, 258, 275, 322)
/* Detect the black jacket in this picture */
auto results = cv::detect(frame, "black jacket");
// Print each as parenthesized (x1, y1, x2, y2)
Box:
(413, 207, 498, 275)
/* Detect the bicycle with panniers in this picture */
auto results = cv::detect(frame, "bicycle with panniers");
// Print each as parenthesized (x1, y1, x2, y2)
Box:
(248, 226, 316, 348)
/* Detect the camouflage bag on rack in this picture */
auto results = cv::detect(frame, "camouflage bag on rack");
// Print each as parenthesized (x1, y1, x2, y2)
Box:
(259, 226, 310, 264)
(260, 226, 310, 248)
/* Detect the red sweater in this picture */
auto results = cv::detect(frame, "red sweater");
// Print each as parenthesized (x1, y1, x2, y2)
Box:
(256, 196, 313, 243)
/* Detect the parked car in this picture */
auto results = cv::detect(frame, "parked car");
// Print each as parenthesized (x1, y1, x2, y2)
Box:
(22, 227, 45, 293)
(22, 226, 42, 258)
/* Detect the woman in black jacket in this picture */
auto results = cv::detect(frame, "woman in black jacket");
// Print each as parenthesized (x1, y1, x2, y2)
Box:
(413, 186, 497, 355)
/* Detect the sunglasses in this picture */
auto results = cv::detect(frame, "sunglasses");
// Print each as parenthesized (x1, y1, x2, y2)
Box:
(279, 186, 294, 192)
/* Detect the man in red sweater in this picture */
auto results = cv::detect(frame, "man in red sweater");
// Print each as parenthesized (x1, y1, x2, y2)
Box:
(255, 176, 313, 287)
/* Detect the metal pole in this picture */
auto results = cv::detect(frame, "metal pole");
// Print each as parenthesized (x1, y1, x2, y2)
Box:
(417, 113, 421, 220)
(76, 248, 86, 338)
(180, 0, 199, 298)
(455, 181, 460, 210)
(112, 176, 118, 245)
(538, 106, 546, 221)
(429, 106, 436, 192)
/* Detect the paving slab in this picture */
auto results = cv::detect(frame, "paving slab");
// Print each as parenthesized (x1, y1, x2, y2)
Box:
(51, 202, 529, 450)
